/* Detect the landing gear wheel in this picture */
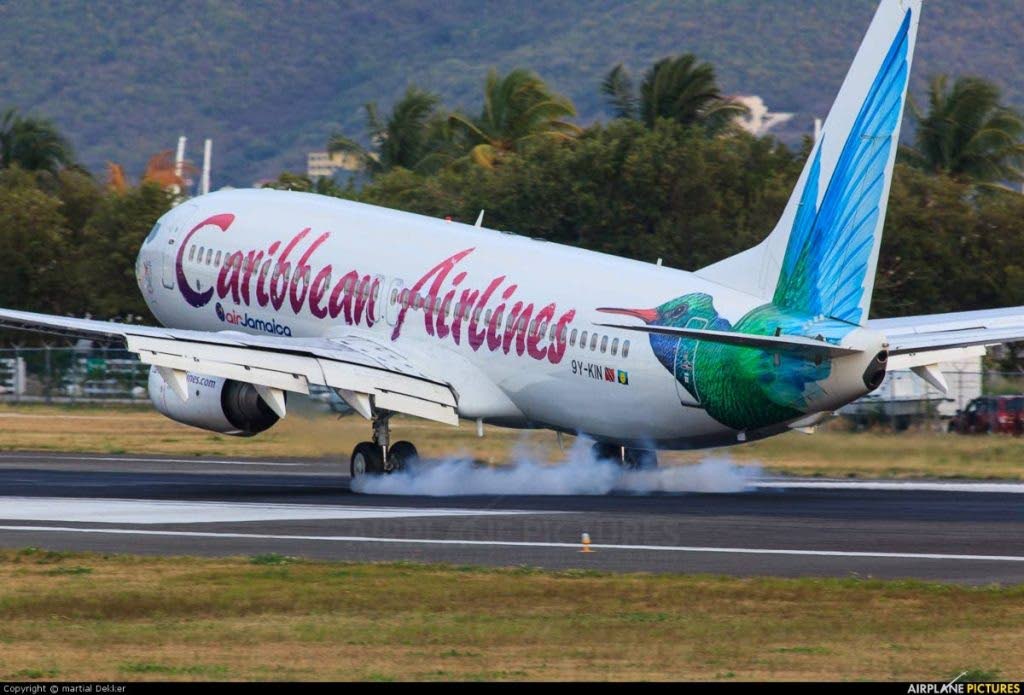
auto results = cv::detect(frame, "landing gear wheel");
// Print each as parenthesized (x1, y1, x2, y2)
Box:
(387, 441, 419, 472)
(591, 442, 622, 463)
(623, 448, 658, 470)
(351, 441, 384, 478)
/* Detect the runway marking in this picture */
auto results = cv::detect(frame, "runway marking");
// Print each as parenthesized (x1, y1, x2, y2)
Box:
(755, 480, 1024, 494)
(1, 525, 1023, 563)
(0, 454, 308, 467)
(0, 497, 542, 524)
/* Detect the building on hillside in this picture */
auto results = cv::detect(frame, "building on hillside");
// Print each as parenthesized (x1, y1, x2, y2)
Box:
(307, 151, 362, 178)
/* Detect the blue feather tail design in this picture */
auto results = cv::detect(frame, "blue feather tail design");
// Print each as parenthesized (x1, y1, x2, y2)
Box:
(773, 9, 912, 325)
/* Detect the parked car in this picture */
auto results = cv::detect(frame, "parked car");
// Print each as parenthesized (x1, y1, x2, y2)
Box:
(948, 396, 1024, 435)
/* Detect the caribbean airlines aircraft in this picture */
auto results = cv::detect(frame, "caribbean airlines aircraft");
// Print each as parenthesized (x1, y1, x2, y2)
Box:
(2, 0, 1022, 477)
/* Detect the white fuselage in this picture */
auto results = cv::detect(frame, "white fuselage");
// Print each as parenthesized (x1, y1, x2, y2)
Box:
(135, 189, 877, 448)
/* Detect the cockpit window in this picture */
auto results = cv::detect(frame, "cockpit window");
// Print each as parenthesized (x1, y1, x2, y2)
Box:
(144, 222, 161, 245)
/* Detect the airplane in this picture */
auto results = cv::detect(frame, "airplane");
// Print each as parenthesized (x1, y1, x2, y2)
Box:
(2, 0, 1022, 479)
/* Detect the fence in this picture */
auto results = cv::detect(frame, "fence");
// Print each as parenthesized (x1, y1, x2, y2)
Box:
(1, 348, 1022, 420)
(839, 367, 1024, 430)
(0, 347, 347, 409)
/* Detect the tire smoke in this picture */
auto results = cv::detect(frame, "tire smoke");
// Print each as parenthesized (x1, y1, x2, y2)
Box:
(351, 436, 762, 496)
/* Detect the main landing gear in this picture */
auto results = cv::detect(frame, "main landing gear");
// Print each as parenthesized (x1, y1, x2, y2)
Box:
(350, 410, 420, 478)
(591, 442, 658, 470)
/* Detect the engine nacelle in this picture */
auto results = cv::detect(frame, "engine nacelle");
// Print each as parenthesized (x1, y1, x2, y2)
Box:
(147, 366, 281, 436)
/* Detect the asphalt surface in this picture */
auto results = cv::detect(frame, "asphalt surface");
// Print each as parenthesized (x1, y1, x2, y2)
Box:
(1, 451, 1023, 584)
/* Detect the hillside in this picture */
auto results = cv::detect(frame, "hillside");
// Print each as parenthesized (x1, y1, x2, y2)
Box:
(0, 0, 1021, 186)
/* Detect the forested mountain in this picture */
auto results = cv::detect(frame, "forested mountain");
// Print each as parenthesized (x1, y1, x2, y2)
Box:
(1, 0, 1021, 185)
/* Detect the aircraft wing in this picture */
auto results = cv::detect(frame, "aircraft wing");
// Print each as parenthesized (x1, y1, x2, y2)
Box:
(869, 307, 1024, 357)
(0, 308, 459, 426)
(867, 307, 1024, 391)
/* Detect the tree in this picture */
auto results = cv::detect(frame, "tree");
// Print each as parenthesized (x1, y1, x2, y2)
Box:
(601, 55, 748, 133)
(327, 86, 443, 175)
(356, 120, 800, 272)
(0, 108, 75, 174)
(448, 68, 581, 168)
(261, 171, 351, 198)
(75, 183, 175, 320)
(901, 75, 1024, 186)
(0, 170, 71, 316)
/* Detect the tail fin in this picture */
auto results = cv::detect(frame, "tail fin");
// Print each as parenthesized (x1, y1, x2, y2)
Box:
(697, 0, 920, 325)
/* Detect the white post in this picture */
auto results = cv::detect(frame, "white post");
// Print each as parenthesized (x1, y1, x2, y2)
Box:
(201, 139, 212, 195)
(174, 136, 187, 180)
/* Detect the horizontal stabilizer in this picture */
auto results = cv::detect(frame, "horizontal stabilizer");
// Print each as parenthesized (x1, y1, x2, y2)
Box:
(595, 323, 862, 358)
(886, 326, 1024, 355)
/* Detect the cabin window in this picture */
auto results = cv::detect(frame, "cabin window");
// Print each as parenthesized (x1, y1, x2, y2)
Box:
(570, 328, 577, 346)
(473, 307, 482, 323)
(611, 338, 619, 356)
(492, 308, 503, 328)
(590, 333, 599, 351)
(301, 267, 311, 284)
(579, 331, 587, 348)
(600, 335, 608, 353)
(188, 246, 196, 262)
(214, 250, 222, 267)
(622, 340, 631, 358)
(442, 297, 452, 316)
(391, 289, 398, 305)
(205, 248, 213, 265)
(485, 309, 492, 325)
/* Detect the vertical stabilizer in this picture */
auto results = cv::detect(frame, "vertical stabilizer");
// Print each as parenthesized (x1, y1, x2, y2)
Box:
(697, 0, 920, 325)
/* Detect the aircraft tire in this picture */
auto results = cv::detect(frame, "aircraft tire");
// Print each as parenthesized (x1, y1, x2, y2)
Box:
(591, 442, 622, 463)
(388, 440, 419, 472)
(351, 441, 385, 477)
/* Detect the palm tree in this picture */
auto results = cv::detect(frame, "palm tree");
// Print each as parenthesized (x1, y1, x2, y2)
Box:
(448, 68, 581, 168)
(601, 55, 748, 132)
(328, 86, 442, 175)
(901, 75, 1024, 186)
(0, 108, 75, 174)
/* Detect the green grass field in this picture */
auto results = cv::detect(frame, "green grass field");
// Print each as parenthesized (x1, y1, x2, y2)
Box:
(1, 549, 1022, 682)
(1, 403, 1022, 479)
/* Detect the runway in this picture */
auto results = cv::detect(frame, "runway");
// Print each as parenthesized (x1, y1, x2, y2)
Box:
(1, 451, 1023, 584)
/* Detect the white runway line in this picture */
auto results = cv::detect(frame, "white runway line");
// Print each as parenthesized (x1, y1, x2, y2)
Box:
(755, 480, 1024, 494)
(2, 454, 308, 467)
(1, 525, 1023, 563)
(0, 497, 541, 524)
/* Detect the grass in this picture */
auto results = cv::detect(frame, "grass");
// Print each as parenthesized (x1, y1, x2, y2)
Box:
(1, 402, 1023, 479)
(0, 549, 1021, 681)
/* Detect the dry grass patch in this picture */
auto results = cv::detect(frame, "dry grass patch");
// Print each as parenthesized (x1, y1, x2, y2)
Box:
(0, 549, 1022, 681)
(1, 403, 1023, 479)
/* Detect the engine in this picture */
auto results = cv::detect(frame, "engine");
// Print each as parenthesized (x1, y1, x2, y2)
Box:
(147, 366, 281, 436)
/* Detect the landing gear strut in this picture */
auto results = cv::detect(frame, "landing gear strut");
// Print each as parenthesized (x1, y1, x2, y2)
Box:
(350, 410, 420, 478)
(591, 442, 658, 470)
